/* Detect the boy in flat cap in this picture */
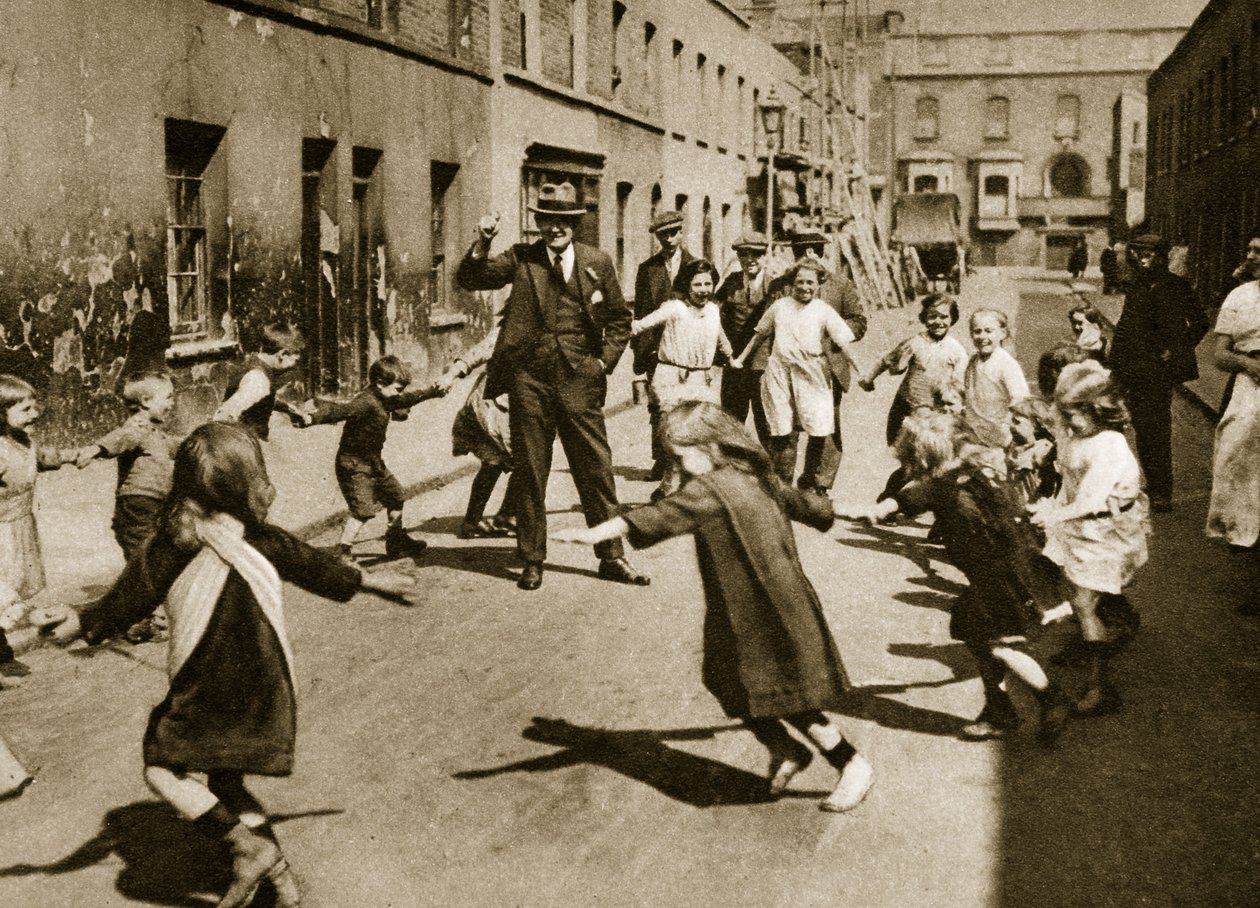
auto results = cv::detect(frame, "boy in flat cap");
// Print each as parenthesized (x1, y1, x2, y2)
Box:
(717, 231, 773, 444)
(634, 211, 697, 480)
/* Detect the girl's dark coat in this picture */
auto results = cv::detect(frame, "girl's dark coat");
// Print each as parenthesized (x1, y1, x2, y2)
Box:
(623, 466, 849, 718)
(79, 524, 360, 775)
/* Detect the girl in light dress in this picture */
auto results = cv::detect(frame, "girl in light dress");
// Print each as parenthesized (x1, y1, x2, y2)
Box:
(1019, 362, 1150, 718)
(630, 259, 732, 498)
(729, 260, 855, 486)
(963, 308, 1030, 448)
(0, 375, 76, 680)
(860, 292, 968, 500)
(1205, 254, 1260, 615)
(552, 401, 873, 813)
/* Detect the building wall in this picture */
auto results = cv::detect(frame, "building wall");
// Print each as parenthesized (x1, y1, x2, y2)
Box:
(883, 26, 1182, 269)
(0, 0, 493, 443)
(1147, 0, 1260, 308)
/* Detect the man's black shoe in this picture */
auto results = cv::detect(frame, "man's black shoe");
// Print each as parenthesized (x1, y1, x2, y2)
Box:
(598, 557, 650, 586)
(518, 562, 544, 591)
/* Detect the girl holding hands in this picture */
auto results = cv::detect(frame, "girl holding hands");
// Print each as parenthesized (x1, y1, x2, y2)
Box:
(551, 401, 873, 813)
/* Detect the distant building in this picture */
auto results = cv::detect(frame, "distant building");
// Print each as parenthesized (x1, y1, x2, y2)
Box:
(748, 1, 1198, 271)
(1146, 0, 1260, 307)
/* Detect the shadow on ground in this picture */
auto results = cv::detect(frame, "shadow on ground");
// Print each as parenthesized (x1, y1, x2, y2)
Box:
(0, 801, 341, 907)
(453, 717, 829, 807)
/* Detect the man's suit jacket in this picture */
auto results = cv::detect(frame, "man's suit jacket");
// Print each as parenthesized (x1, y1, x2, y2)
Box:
(456, 239, 630, 398)
(1110, 268, 1208, 388)
(632, 247, 696, 373)
(768, 268, 868, 392)
(717, 269, 772, 372)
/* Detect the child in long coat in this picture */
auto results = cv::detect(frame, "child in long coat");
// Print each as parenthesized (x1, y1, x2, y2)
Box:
(45, 422, 413, 908)
(552, 400, 872, 813)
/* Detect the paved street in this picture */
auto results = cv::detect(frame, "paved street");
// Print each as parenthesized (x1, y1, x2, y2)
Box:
(2, 270, 1259, 907)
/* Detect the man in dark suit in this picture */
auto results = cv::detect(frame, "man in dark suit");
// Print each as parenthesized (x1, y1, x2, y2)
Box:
(633, 211, 696, 480)
(1109, 232, 1208, 513)
(456, 182, 648, 591)
(766, 231, 868, 494)
(716, 231, 772, 444)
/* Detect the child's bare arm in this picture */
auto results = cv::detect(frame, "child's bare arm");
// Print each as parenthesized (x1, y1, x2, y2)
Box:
(833, 499, 899, 524)
(552, 517, 630, 545)
(359, 569, 419, 607)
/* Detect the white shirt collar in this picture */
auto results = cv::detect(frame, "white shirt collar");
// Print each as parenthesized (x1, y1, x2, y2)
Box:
(550, 244, 575, 281)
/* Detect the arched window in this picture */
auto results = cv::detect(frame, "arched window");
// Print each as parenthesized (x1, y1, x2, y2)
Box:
(1048, 152, 1090, 197)
(649, 183, 662, 223)
(914, 96, 940, 140)
(1055, 94, 1081, 139)
(984, 96, 1010, 140)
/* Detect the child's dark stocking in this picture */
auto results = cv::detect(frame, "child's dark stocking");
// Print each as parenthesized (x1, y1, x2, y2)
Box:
(462, 463, 505, 531)
(991, 641, 1070, 746)
(1074, 641, 1121, 716)
(209, 771, 273, 841)
(960, 640, 1018, 739)
(786, 711, 872, 813)
(747, 717, 813, 796)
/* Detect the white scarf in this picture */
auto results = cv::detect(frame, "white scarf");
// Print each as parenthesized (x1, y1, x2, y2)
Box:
(165, 512, 291, 686)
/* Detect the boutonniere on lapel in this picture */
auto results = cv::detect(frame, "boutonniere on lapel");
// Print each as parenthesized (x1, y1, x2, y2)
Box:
(585, 267, 603, 305)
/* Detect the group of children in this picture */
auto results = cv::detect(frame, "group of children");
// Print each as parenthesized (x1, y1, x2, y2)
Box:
(0, 285, 1155, 901)
(837, 293, 1150, 744)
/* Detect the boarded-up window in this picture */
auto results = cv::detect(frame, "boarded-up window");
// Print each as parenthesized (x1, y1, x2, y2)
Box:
(984, 96, 1010, 139)
(1054, 94, 1080, 139)
(915, 96, 940, 140)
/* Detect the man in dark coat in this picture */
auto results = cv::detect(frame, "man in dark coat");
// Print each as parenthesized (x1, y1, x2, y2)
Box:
(766, 231, 868, 493)
(716, 231, 772, 444)
(456, 182, 648, 591)
(1109, 232, 1209, 512)
(633, 210, 696, 479)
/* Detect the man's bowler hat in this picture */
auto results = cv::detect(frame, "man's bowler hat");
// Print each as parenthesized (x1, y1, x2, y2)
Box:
(1128, 232, 1168, 252)
(528, 182, 587, 218)
(650, 211, 685, 234)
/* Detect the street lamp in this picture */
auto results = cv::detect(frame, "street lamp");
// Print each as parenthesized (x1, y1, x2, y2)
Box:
(760, 87, 786, 249)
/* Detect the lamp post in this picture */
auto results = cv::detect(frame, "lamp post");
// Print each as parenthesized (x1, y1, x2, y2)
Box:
(760, 87, 786, 252)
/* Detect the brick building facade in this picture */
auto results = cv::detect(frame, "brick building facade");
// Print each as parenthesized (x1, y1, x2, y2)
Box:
(0, 0, 812, 444)
(1147, 0, 1260, 309)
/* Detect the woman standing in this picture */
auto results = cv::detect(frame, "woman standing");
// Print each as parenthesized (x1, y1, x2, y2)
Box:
(1206, 234, 1260, 614)
(730, 261, 856, 487)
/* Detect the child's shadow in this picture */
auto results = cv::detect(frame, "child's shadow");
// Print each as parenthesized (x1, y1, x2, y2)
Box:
(453, 717, 827, 807)
(0, 801, 341, 907)
(835, 521, 940, 576)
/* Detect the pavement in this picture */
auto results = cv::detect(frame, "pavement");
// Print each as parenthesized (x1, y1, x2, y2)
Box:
(3, 268, 1258, 907)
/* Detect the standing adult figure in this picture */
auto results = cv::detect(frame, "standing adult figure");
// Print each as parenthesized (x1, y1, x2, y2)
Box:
(1068, 237, 1089, 280)
(633, 211, 696, 480)
(765, 232, 868, 494)
(456, 182, 648, 591)
(1206, 233, 1260, 614)
(716, 232, 773, 445)
(1109, 232, 1208, 513)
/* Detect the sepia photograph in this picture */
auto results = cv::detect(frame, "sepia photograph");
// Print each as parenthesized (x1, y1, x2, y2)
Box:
(0, 0, 1255, 904)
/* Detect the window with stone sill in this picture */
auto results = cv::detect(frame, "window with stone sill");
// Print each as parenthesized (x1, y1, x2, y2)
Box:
(984, 96, 1009, 140)
(165, 118, 228, 341)
(914, 96, 940, 140)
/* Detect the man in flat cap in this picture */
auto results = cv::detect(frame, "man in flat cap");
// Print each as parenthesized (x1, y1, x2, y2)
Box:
(457, 182, 648, 590)
(765, 231, 868, 494)
(1109, 232, 1208, 513)
(716, 231, 773, 443)
(633, 210, 696, 480)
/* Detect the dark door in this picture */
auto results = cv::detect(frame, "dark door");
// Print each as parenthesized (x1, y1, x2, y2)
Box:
(302, 138, 339, 393)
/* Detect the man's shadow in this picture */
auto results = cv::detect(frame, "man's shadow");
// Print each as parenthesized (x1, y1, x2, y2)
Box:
(454, 717, 827, 807)
(0, 801, 341, 907)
